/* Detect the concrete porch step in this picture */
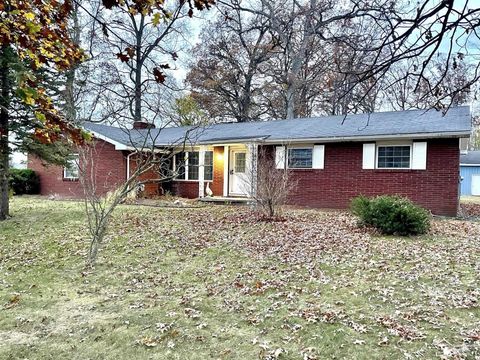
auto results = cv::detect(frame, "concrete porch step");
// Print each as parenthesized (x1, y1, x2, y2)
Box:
(199, 196, 253, 204)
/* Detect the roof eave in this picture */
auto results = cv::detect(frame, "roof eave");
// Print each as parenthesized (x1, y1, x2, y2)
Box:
(261, 131, 471, 144)
(86, 129, 133, 150)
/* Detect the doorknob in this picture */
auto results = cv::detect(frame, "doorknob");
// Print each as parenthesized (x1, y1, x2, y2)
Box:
(229, 169, 234, 175)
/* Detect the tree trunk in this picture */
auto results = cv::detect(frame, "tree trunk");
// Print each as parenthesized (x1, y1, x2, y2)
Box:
(0, 45, 10, 220)
(133, 15, 145, 123)
(285, 79, 296, 119)
(63, 2, 81, 122)
(87, 220, 107, 265)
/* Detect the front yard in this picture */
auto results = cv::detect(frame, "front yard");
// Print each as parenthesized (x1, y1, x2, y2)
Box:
(1, 197, 479, 359)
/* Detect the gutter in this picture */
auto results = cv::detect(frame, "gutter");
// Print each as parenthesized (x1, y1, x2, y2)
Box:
(86, 126, 471, 148)
(260, 131, 471, 144)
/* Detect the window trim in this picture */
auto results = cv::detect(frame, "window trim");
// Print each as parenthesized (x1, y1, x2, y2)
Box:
(204, 151, 214, 181)
(375, 143, 412, 170)
(286, 146, 314, 169)
(173, 150, 214, 182)
(63, 154, 80, 180)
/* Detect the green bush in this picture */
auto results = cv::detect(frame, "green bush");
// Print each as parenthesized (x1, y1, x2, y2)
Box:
(9, 169, 40, 195)
(351, 195, 430, 236)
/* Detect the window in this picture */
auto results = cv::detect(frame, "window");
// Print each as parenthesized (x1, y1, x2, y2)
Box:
(63, 155, 79, 180)
(174, 150, 213, 181)
(205, 151, 213, 181)
(288, 148, 312, 168)
(377, 145, 411, 169)
(188, 151, 199, 180)
(234, 152, 246, 173)
(175, 152, 186, 179)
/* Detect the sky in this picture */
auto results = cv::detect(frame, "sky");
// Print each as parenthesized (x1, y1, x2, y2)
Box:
(10, 0, 480, 168)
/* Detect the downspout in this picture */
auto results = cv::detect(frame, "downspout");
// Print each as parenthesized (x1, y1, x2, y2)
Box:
(126, 152, 135, 184)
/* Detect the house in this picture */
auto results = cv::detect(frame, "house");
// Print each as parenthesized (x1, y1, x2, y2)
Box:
(28, 106, 472, 216)
(460, 150, 480, 196)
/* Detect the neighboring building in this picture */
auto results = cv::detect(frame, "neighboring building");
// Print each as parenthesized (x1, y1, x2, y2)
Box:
(28, 107, 472, 216)
(460, 151, 480, 196)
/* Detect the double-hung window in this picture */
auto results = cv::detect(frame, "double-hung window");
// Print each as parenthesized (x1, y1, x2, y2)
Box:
(188, 152, 200, 180)
(288, 148, 313, 169)
(63, 154, 79, 180)
(376, 145, 411, 169)
(174, 150, 213, 180)
(204, 151, 213, 181)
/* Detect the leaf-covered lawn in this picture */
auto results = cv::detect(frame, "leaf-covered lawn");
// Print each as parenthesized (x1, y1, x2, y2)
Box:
(1, 197, 479, 359)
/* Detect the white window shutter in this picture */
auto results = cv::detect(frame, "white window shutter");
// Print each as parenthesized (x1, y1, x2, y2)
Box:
(275, 146, 286, 169)
(312, 145, 325, 169)
(412, 142, 427, 170)
(362, 143, 375, 169)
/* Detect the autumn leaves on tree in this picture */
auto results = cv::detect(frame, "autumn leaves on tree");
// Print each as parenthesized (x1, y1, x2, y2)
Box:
(0, 0, 215, 220)
(0, 0, 86, 220)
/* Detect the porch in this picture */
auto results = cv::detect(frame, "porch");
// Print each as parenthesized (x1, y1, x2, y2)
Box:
(168, 142, 258, 200)
(198, 196, 253, 204)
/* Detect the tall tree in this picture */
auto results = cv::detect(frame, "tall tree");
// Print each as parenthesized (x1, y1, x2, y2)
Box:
(0, 0, 86, 220)
(201, 0, 480, 118)
(79, 0, 214, 127)
(187, 5, 275, 122)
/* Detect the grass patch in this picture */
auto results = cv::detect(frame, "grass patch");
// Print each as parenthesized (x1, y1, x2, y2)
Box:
(0, 197, 479, 359)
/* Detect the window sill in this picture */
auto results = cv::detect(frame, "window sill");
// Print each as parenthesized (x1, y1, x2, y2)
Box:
(63, 177, 79, 182)
(172, 179, 214, 183)
(287, 168, 321, 171)
(371, 168, 425, 172)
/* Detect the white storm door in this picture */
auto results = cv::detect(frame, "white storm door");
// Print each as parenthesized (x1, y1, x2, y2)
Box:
(229, 150, 248, 195)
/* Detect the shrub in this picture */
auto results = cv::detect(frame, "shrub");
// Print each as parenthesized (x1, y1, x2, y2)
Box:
(9, 169, 40, 195)
(351, 195, 430, 236)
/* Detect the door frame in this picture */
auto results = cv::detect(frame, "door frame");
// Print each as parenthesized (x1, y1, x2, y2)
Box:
(228, 148, 248, 196)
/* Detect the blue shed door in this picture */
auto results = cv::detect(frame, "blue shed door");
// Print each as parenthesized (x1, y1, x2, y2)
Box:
(472, 174, 480, 195)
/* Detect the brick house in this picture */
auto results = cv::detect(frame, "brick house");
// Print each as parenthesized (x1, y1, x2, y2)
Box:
(28, 107, 472, 216)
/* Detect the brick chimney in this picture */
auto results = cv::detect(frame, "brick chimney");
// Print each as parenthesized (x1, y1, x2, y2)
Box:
(132, 121, 155, 130)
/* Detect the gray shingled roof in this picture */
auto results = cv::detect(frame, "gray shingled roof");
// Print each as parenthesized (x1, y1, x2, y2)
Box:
(84, 106, 471, 148)
(461, 151, 480, 165)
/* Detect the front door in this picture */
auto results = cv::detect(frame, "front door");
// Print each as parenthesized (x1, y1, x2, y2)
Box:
(229, 150, 248, 195)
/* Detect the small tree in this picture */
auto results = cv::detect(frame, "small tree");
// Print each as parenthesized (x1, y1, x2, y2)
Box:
(73, 0, 213, 265)
(247, 145, 296, 218)
(78, 125, 195, 266)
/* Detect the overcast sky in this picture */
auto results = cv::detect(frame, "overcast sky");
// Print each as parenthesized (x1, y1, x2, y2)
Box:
(11, 0, 480, 168)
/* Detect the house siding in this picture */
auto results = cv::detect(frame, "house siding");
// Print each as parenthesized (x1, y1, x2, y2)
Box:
(460, 165, 480, 196)
(28, 139, 127, 198)
(263, 138, 460, 216)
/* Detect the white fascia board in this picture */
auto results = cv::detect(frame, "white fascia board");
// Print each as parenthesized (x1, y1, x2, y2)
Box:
(88, 130, 168, 153)
(87, 130, 132, 150)
(262, 131, 471, 144)
(195, 138, 269, 146)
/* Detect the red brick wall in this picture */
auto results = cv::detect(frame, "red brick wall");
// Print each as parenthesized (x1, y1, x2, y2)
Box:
(128, 155, 162, 197)
(28, 139, 127, 198)
(171, 181, 199, 198)
(261, 138, 460, 216)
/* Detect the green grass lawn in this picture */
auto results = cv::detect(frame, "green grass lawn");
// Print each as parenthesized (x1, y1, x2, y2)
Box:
(1, 197, 479, 359)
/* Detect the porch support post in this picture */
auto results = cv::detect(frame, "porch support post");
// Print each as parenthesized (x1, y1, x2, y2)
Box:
(223, 145, 229, 196)
(246, 143, 258, 198)
(198, 145, 206, 198)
